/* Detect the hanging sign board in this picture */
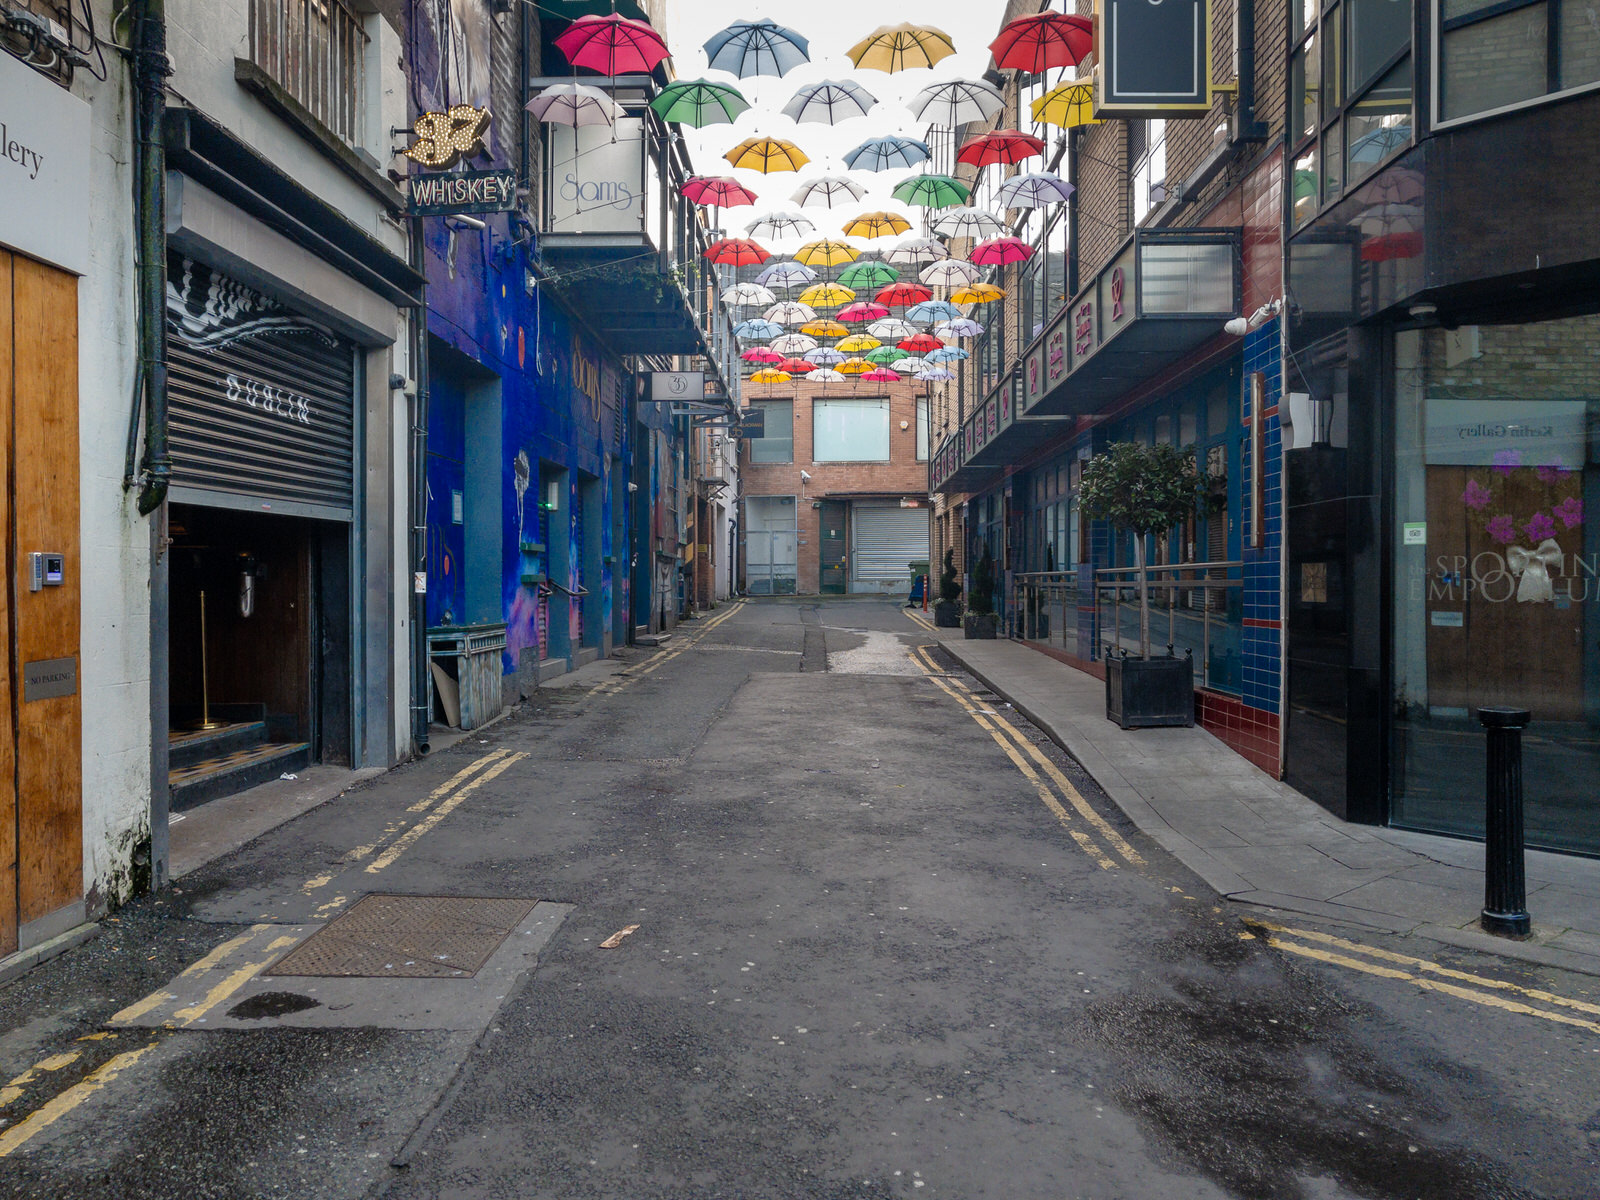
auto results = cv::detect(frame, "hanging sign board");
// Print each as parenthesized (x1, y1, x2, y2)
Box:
(406, 169, 518, 215)
(1094, 0, 1213, 117)
(0, 49, 90, 275)
(651, 371, 704, 402)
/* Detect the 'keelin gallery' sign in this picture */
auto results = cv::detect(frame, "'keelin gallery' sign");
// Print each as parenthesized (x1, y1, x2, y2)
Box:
(1094, 0, 1213, 118)
(0, 49, 90, 275)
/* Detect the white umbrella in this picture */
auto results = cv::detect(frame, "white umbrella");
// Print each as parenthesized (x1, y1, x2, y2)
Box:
(746, 210, 816, 240)
(933, 208, 1006, 240)
(756, 260, 817, 289)
(764, 301, 817, 324)
(867, 318, 919, 340)
(782, 79, 878, 124)
(804, 347, 847, 365)
(722, 282, 776, 306)
(932, 320, 983, 339)
(889, 356, 929, 373)
(915, 367, 955, 382)
(791, 174, 867, 209)
(907, 79, 1005, 128)
(885, 237, 950, 265)
(526, 83, 620, 126)
(995, 172, 1076, 209)
(808, 368, 847, 381)
(769, 332, 819, 355)
(920, 259, 982, 287)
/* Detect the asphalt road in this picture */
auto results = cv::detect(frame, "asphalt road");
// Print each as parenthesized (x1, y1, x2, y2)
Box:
(0, 598, 1596, 1199)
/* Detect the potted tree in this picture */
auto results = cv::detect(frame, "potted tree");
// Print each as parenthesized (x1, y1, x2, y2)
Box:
(933, 549, 962, 628)
(963, 544, 999, 639)
(1078, 441, 1207, 728)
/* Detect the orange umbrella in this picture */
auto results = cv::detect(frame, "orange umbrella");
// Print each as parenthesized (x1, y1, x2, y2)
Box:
(799, 319, 850, 337)
(794, 238, 862, 267)
(951, 283, 1007, 304)
(748, 368, 793, 382)
(836, 357, 874, 374)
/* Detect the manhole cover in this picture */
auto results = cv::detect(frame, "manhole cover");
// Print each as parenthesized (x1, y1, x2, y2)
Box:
(265, 894, 537, 979)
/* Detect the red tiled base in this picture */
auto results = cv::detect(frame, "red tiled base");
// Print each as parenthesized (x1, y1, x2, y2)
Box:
(1195, 690, 1281, 778)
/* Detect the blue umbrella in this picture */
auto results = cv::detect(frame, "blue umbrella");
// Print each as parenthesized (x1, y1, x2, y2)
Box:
(1349, 123, 1412, 165)
(928, 345, 970, 362)
(783, 79, 877, 125)
(756, 260, 817, 288)
(704, 18, 811, 79)
(843, 135, 933, 172)
(907, 299, 961, 322)
(734, 318, 785, 339)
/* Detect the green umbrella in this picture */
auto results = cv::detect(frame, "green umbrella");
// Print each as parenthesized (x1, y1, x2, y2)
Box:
(891, 173, 973, 209)
(839, 261, 899, 288)
(649, 78, 750, 127)
(865, 346, 902, 365)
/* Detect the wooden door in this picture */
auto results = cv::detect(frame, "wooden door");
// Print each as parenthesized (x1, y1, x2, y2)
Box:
(0, 253, 15, 956)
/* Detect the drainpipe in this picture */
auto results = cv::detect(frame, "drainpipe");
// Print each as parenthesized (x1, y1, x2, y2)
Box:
(409, 221, 432, 754)
(1233, 0, 1269, 143)
(134, 0, 171, 517)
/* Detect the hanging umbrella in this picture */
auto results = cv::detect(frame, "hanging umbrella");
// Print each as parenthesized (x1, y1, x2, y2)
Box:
(875, 282, 933, 307)
(933, 208, 1006, 240)
(836, 333, 882, 353)
(769, 332, 819, 355)
(745, 210, 815, 240)
(705, 237, 770, 266)
(889, 356, 929, 374)
(1361, 230, 1424, 262)
(782, 79, 878, 124)
(764, 300, 816, 324)
(970, 236, 1035, 265)
(920, 259, 982, 287)
(756, 260, 817, 288)
(915, 368, 955, 382)
(734, 318, 784, 339)
(799, 319, 850, 337)
(932, 320, 982, 340)
(907, 79, 1005, 128)
(839, 261, 899, 289)
(804, 347, 848, 365)
(864, 346, 903, 365)
(995, 172, 1076, 208)
(703, 18, 811, 79)
(841, 211, 913, 240)
(526, 83, 621, 127)
(928, 345, 972, 362)
(791, 175, 867, 209)
(891, 174, 973, 209)
(836, 357, 875, 375)
(777, 357, 817, 374)
(897, 332, 945, 354)
(847, 23, 957, 73)
(726, 137, 809, 174)
(649, 78, 750, 127)
(723, 282, 776, 306)
(886, 237, 951, 264)
(989, 12, 1093, 75)
(958, 130, 1046, 170)
(794, 239, 861, 267)
(683, 176, 760, 210)
(867, 317, 918, 340)
(1032, 80, 1100, 129)
(555, 13, 671, 75)
(741, 346, 785, 363)
(798, 282, 855, 308)
(808, 368, 847, 381)
(748, 368, 793, 382)
(950, 283, 1006, 305)
(906, 299, 961, 322)
(839, 301, 890, 323)
(843, 136, 933, 172)
(861, 368, 901, 382)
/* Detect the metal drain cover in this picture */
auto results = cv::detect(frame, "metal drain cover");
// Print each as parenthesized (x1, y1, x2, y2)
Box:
(265, 894, 538, 979)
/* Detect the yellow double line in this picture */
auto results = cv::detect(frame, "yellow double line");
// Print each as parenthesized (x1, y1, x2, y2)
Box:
(909, 644, 1143, 871)
(1245, 919, 1600, 1035)
(588, 601, 746, 698)
(904, 608, 937, 633)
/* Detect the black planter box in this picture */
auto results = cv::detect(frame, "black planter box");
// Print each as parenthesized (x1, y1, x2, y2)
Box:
(933, 600, 962, 628)
(1105, 653, 1195, 729)
(963, 613, 999, 639)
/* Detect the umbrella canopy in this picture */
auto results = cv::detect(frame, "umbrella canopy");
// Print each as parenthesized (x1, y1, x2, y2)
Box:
(841, 211, 913, 239)
(794, 239, 861, 267)
(836, 357, 874, 375)
(867, 317, 918, 340)
(995, 172, 1076, 208)
(933, 208, 1006, 239)
(799, 319, 850, 337)
(847, 22, 957, 73)
(891, 174, 973, 209)
(733, 318, 784, 339)
(682, 176, 760, 209)
(836, 334, 882, 352)
(843, 136, 933, 172)
(920, 259, 982, 287)
(927, 345, 971, 362)
(555, 13, 671, 75)
(703, 18, 811, 79)
(745, 210, 815, 240)
(907, 78, 1005, 127)
(526, 83, 621, 127)
(875, 282, 933, 307)
(906, 299, 961, 322)
(776, 357, 817, 374)
(915, 368, 954, 382)
(740, 346, 784, 363)
(804, 347, 848, 365)
(886, 237, 951, 264)
(748, 368, 792, 382)
(791, 175, 867, 209)
(989, 12, 1093, 74)
(649, 78, 749, 127)
(861, 368, 901, 381)
(1349, 123, 1412, 165)
(970, 236, 1035, 265)
(838, 261, 899, 288)
(764, 300, 816, 324)
(839, 301, 891, 323)
(898, 332, 944, 353)
(705, 237, 770, 266)
(864, 346, 903, 365)
(769, 332, 819, 355)
(755, 260, 817, 288)
(808, 368, 847, 381)
(1032, 80, 1100, 129)
(932, 320, 982, 339)
(725, 137, 809, 174)
(889, 356, 929, 373)
(958, 129, 1046, 169)
(798, 282, 855, 308)
(723, 282, 777, 306)
(950, 283, 1006, 304)
(782, 79, 877, 124)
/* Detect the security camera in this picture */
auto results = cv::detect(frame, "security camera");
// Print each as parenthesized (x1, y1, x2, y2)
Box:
(799, 470, 812, 481)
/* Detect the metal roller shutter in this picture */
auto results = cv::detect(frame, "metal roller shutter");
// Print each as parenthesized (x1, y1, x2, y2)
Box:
(850, 504, 928, 589)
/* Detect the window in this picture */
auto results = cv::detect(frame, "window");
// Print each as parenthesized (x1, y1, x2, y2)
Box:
(747, 400, 793, 463)
(1130, 120, 1168, 225)
(814, 397, 890, 461)
(916, 397, 930, 461)
(249, 0, 371, 146)
(1438, 0, 1600, 123)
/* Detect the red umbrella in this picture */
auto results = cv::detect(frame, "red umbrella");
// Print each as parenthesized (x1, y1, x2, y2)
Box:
(682, 176, 760, 209)
(860, 368, 901, 382)
(957, 130, 1045, 169)
(874, 282, 933, 307)
(1360, 231, 1424, 262)
(838, 301, 891, 322)
(777, 357, 817, 373)
(970, 236, 1035, 265)
(706, 238, 771, 266)
(741, 346, 784, 363)
(989, 13, 1093, 74)
(555, 13, 671, 75)
(897, 332, 944, 353)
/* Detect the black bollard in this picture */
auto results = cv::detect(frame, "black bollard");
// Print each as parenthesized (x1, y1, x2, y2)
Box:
(1477, 706, 1531, 938)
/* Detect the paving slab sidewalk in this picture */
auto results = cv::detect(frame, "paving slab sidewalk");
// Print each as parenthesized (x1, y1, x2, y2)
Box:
(928, 629, 1600, 977)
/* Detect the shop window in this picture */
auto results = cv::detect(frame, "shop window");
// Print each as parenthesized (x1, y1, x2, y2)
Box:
(249, 0, 371, 147)
(748, 400, 793, 463)
(1437, 0, 1600, 123)
(1130, 120, 1168, 226)
(814, 397, 890, 462)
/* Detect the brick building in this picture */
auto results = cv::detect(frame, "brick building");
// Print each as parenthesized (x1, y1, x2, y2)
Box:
(741, 379, 931, 596)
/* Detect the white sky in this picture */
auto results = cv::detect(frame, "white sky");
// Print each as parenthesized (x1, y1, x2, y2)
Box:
(657, 1, 1005, 252)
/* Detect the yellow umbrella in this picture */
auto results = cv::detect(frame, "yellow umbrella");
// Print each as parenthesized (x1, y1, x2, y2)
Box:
(794, 238, 862, 267)
(798, 282, 855, 308)
(836, 357, 874, 375)
(1032, 80, 1100, 130)
(951, 283, 1007, 304)
(836, 333, 882, 353)
(799, 319, 850, 337)
(725, 138, 810, 174)
(841, 210, 913, 239)
(748, 368, 793, 382)
(847, 22, 957, 73)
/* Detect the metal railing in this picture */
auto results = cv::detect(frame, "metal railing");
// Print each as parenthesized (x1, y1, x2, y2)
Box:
(1094, 560, 1244, 695)
(1011, 571, 1081, 652)
(250, 0, 369, 147)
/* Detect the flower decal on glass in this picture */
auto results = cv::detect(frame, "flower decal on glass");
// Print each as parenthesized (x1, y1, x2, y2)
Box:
(1461, 478, 1491, 510)
(1486, 514, 1518, 544)
(1492, 449, 1522, 475)
(1554, 496, 1584, 529)
(1536, 462, 1571, 485)
(1523, 511, 1558, 543)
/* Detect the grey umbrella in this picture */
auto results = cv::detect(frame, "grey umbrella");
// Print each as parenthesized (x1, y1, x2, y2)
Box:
(782, 79, 878, 125)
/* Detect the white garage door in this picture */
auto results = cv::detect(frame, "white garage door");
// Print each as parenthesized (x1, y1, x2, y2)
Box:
(850, 504, 928, 593)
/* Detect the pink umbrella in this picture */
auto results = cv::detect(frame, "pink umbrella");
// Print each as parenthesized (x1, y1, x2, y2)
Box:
(970, 236, 1035, 265)
(838, 301, 891, 323)
(741, 346, 784, 363)
(860, 368, 901, 381)
(555, 14, 671, 75)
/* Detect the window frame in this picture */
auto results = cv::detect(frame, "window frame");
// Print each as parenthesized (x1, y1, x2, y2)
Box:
(746, 399, 794, 464)
(812, 395, 891, 463)
(1431, 0, 1600, 128)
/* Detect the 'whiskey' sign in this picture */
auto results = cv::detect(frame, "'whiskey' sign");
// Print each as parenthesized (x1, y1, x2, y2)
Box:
(407, 169, 519, 216)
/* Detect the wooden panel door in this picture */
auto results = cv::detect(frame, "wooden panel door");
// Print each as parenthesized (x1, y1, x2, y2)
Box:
(0, 253, 16, 956)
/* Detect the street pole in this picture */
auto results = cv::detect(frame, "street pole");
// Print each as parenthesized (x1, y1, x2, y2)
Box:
(1478, 706, 1531, 938)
